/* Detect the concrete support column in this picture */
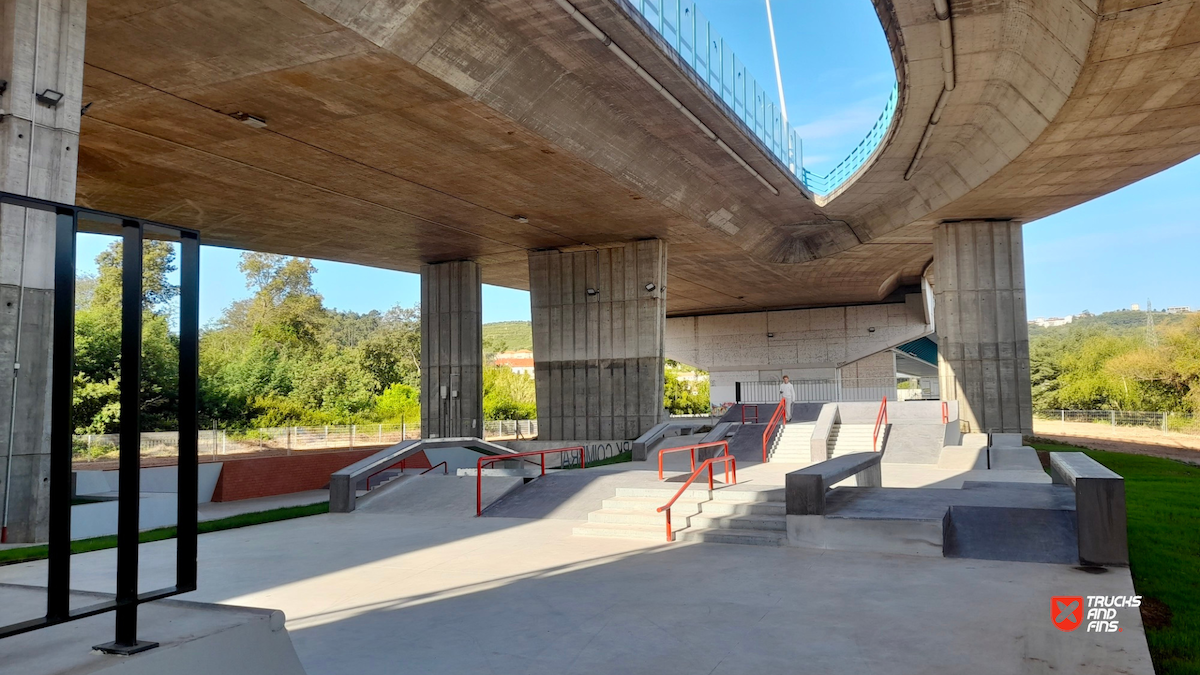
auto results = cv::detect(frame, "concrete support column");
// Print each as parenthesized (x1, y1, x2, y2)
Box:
(420, 261, 483, 439)
(933, 221, 1032, 435)
(0, 0, 86, 542)
(529, 240, 667, 441)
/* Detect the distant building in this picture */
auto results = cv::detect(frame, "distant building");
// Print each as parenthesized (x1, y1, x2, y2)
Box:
(493, 349, 534, 375)
(1029, 315, 1074, 328)
(1167, 306, 1191, 314)
(1131, 303, 1140, 311)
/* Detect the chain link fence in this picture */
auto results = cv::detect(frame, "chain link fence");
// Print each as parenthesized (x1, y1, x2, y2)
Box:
(74, 419, 540, 463)
(1034, 410, 1200, 436)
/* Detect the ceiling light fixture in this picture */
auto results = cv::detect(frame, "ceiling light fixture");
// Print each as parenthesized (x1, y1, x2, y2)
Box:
(644, 283, 656, 292)
(586, 288, 598, 296)
(36, 89, 64, 107)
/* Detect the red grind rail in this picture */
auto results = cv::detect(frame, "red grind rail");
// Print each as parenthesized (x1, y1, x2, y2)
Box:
(657, 440, 730, 480)
(761, 398, 788, 462)
(741, 404, 760, 424)
(941, 401, 949, 424)
(873, 396, 889, 452)
(656, 456, 738, 542)
(421, 461, 448, 475)
(476, 446, 585, 516)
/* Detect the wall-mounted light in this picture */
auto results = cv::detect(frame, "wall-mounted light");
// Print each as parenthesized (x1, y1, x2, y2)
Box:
(36, 89, 64, 107)
(586, 288, 598, 296)
(229, 111, 267, 128)
(512, 215, 529, 224)
(80, 102, 93, 116)
(767, 333, 774, 338)
(644, 283, 656, 292)
(868, 327, 876, 333)
(0, 80, 8, 96)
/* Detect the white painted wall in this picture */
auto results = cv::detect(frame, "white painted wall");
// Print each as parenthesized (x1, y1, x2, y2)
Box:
(74, 464, 223, 503)
(71, 494, 180, 540)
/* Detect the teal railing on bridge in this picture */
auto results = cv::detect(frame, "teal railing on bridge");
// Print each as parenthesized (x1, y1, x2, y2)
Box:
(630, 0, 898, 197)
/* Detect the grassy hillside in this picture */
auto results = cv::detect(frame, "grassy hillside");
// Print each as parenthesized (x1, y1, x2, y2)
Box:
(483, 321, 533, 351)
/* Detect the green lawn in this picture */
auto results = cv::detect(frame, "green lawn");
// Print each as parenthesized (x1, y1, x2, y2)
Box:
(1032, 442, 1200, 675)
(0, 502, 329, 566)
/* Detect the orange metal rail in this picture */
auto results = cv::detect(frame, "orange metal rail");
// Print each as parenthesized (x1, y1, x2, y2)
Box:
(941, 401, 949, 425)
(656, 455, 738, 542)
(741, 404, 760, 424)
(761, 398, 788, 462)
(873, 396, 889, 452)
(657, 440, 730, 480)
(476, 446, 585, 516)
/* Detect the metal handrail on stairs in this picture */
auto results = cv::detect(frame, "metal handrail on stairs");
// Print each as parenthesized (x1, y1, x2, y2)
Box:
(656, 456, 738, 542)
(476, 446, 585, 516)
(762, 398, 788, 462)
(422, 461, 448, 475)
(657, 440, 729, 480)
(873, 397, 889, 452)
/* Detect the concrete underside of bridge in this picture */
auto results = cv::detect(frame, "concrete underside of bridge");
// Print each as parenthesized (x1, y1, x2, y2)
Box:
(3, 0, 1200, 538)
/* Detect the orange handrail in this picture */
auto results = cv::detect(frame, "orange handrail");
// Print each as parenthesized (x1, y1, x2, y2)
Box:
(656, 455, 738, 542)
(741, 404, 760, 424)
(941, 401, 948, 424)
(873, 396, 889, 452)
(761, 398, 788, 462)
(421, 461, 448, 475)
(657, 440, 729, 480)
(476, 446, 585, 516)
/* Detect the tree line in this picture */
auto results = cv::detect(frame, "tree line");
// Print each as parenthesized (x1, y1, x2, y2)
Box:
(73, 244, 537, 433)
(1030, 312, 1200, 413)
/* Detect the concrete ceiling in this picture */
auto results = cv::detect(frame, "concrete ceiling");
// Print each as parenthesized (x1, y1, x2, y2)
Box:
(73, 0, 1200, 316)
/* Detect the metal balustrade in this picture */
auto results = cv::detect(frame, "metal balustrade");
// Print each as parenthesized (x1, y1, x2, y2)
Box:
(629, 0, 898, 196)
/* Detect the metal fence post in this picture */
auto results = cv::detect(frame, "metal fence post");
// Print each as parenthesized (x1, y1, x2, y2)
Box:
(1111, 410, 1116, 427)
(1163, 412, 1169, 433)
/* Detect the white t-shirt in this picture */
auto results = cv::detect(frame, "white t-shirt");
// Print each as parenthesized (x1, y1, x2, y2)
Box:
(780, 382, 796, 400)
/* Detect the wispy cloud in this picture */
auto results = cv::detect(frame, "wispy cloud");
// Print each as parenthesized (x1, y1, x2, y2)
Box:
(793, 97, 889, 140)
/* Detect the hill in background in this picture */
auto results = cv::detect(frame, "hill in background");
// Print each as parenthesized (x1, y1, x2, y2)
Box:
(483, 321, 533, 352)
(1030, 308, 1192, 338)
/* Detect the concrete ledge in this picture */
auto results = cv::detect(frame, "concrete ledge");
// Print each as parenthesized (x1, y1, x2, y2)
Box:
(1051, 452, 1129, 566)
(786, 514, 943, 557)
(0, 584, 306, 675)
(785, 452, 882, 516)
(809, 404, 839, 463)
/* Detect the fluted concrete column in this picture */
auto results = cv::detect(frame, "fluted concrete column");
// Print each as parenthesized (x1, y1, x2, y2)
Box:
(420, 261, 483, 439)
(529, 240, 666, 441)
(933, 221, 1033, 435)
(1, 0, 87, 542)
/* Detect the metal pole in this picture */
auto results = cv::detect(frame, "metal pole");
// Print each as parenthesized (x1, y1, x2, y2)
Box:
(176, 231, 200, 593)
(96, 220, 157, 654)
(45, 211, 77, 613)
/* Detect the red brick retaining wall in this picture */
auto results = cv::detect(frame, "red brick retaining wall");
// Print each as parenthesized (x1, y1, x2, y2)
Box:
(211, 449, 431, 502)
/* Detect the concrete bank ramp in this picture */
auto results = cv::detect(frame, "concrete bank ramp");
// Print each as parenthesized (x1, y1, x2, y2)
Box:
(881, 424, 947, 464)
(357, 474, 524, 517)
(482, 469, 665, 520)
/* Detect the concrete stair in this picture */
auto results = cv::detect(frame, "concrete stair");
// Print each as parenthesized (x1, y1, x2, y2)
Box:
(827, 424, 878, 459)
(573, 486, 787, 546)
(768, 423, 815, 462)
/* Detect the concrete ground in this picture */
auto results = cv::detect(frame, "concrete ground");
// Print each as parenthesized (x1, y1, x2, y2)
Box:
(0, 506, 1152, 675)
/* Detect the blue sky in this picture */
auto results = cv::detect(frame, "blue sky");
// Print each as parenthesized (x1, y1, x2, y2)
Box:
(76, 1, 1198, 325)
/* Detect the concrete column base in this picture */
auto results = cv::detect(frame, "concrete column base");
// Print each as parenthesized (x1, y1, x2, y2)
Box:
(933, 221, 1033, 434)
(529, 240, 667, 441)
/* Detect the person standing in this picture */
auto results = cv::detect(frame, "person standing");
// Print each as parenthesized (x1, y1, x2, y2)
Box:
(779, 376, 795, 422)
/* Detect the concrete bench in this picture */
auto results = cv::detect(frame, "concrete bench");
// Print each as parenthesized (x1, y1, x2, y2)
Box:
(785, 452, 882, 516)
(1050, 452, 1129, 566)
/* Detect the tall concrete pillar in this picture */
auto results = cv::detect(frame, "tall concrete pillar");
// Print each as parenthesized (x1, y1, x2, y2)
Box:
(933, 221, 1033, 435)
(0, 0, 86, 542)
(529, 240, 667, 441)
(420, 261, 483, 439)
